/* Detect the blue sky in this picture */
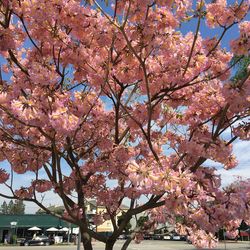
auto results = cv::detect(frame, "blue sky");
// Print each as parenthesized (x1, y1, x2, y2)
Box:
(0, 0, 249, 213)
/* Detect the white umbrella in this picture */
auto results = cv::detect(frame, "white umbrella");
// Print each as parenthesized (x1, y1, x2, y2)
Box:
(46, 227, 59, 232)
(28, 226, 42, 231)
(58, 227, 69, 232)
(72, 227, 79, 234)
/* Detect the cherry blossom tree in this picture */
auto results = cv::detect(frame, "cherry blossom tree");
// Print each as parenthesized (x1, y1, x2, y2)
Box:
(0, 0, 249, 249)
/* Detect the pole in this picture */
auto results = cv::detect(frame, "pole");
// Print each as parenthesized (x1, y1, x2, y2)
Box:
(15, 226, 17, 245)
(10, 222, 17, 245)
(77, 229, 81, 250)
(223, 230, 227, 250)
(67, 223, 71, 244)
(248, 232, 250, 249)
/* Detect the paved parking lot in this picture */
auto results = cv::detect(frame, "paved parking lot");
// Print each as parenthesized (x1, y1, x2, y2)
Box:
(1, 241, 250, 250)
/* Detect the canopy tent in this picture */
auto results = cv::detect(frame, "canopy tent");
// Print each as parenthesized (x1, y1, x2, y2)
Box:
(28, 226, 42, 231)
(46, 227, 59, 232)
(72, 227, 79, 234)
(58, 227, 69, 232)
(0, 214, 72, 228)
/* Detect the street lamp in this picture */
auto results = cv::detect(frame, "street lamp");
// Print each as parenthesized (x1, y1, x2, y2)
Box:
(10, 221, 18, 245)
(77, 228, 81, 250)
(67, 222, 71, 244)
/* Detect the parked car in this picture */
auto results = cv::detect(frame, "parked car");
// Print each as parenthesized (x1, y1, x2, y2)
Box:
(152, 234, 163, 240)
(17, 238, 26, 244)
(20, 236, 55, 246)
(180, 235, 187, 241)
(172, 234, 181, 240)
(163, 234, 172, 240)
(143, 234, 152, 240)
(117, 234, 128, 240)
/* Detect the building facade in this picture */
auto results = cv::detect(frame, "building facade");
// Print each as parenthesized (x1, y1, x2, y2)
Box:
(0, 214, 70, 243)
(0, 201, 129, 243)
(86, 200, 129, 233)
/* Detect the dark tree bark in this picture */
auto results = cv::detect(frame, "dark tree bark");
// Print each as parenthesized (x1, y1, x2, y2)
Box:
(105, 239, 116, 250)
(82, 231, 93, 250)
(82, 240, 93, 250)
(121, 236, 133, 250)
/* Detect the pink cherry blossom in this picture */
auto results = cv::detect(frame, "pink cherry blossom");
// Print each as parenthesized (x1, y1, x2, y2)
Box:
(32, 180, 53, 193)
(0, 1, 249, 249)
(0, 169, 9, 183)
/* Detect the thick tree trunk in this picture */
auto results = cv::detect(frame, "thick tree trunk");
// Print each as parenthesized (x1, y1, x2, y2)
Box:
(105, 240, 115, 250)
(82, 240, 93, 250)
(82, 232, 93, 250)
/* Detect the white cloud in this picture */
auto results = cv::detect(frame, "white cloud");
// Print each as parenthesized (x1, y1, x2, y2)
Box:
(216, 168, 250, 187)
(210, 139, 250, 187)
(198, 139, 250, 187)
(233, 140, 250, 164)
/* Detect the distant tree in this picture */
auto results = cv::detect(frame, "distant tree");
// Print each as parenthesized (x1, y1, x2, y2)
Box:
(137, 216, 149, 228)
(239, 220, 249, 231)
(36, 205, 64, 215)
(0, 200, 25, 214)
(0, 201, 8, 214)
(8, 200, 14, 214)
(35, 209, 46, 215)
(12, 200, 25, 215)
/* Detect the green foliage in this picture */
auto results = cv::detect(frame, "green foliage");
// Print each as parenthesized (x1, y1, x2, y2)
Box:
(0, 201, 8, 214)
(11, 234, 17, 245)
(239, 220, 249, 231)
(36, 205, 65, 215)
(176, 215, 184, 223)
(0, 200, 25, 215)
(137, 216, 149, 228)
(231, 55, 250, 82)
(12, 200, 25, 215)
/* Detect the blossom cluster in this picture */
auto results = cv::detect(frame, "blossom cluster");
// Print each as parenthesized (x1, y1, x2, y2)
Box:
(0, 0, 249, 248)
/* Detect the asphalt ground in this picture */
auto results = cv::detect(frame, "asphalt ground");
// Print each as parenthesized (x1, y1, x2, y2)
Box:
(1, 241, 250, 250)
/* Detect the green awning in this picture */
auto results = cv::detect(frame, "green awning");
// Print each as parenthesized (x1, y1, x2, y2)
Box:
(0, 214, 72, 228)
